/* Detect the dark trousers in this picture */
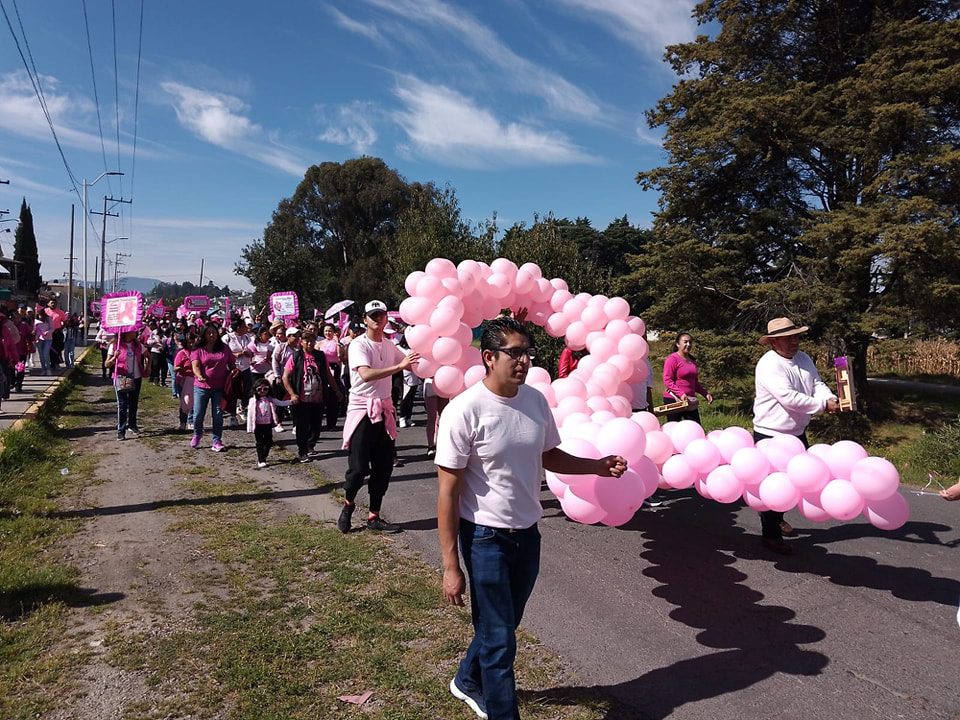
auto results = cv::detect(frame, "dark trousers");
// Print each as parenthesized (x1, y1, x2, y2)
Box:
(456, 519, 541, 720)
(150, 351, 166, 384)
(344, 415, 395, 513)
(292, 402, 323, 455)
(116, 378, 143, 436)
(254, 424, 273, 463)
(100, 348, 108, 378)
(399, 384, 417, 421)
(14, 353, 26, 391)
(754, 430, 808, 539)
(663, 397, 701, 425)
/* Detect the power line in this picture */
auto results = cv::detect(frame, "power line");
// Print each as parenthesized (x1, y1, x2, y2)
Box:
(81, 0, 112, 192)
(130, 0, 144, 197)
(0, 0, 81, 195)
(111, 0, 122, 197)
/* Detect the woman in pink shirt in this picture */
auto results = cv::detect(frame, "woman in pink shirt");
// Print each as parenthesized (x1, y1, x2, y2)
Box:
(662, 331, 713, 425)
(190, 323, 236, 452)
(320, 323, 347, 429)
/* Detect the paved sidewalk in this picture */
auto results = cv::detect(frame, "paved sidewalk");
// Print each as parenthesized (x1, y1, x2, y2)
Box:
(0, 347, 93, 431)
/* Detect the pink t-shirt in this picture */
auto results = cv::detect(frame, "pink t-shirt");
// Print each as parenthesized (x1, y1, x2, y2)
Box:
(662, 352, 708, 400)
(319, 338, 340, 365)
(191, 346, 236, 390)
(348, 335, 405, 400)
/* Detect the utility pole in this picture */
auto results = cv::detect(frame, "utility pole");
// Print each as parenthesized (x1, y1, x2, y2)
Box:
(94, 256, 99, 294)
(114, 251, 131, 292)
(67, 204, 75, 313)
(91, 195, 131, 298)
(199, 258, 204, 287)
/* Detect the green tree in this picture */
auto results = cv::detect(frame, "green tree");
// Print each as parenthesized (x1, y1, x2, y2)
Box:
(236, 157, 415, 310)
(623, 1, 960, 407)
(13, 198, 42, 294)
(386, 183, 496, 303)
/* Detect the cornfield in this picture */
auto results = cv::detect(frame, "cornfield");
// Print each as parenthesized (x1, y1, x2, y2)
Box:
(867, 339, 960, 378)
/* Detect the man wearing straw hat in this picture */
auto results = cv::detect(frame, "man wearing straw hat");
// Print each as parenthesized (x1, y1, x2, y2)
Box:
(754, 317, 839, 554)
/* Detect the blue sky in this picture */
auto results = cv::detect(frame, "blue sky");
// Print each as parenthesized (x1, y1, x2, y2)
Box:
(0, 0, 697, 292)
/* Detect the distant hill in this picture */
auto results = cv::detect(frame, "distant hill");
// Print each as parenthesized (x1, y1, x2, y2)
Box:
(118, 276, 164, 293)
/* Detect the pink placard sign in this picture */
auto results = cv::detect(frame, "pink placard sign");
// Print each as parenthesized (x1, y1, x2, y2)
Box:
(148, 302, 166, 318)
(270, 291, 299, 319)
(101, 292, 144, 334)
(90, 301, 101, 314)
(184, 295, 211, 312)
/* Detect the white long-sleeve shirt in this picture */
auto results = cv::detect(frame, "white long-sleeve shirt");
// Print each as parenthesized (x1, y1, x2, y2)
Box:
(753, 350, 836, 436)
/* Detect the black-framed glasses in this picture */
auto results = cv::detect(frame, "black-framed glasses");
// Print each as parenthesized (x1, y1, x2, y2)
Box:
(496, 346, 535, 361)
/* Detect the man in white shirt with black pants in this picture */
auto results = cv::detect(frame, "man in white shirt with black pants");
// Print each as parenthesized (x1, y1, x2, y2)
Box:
(338, 300, 420, 534)
(753, 317, 839, 554)
(435, 317, 626, 720)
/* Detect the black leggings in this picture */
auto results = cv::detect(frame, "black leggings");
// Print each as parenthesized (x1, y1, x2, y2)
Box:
(754, 431, 808, 539)
(254, 424, 273, 463)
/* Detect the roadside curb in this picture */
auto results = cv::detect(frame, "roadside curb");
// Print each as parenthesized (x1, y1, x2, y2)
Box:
(1, 346, 94, 449)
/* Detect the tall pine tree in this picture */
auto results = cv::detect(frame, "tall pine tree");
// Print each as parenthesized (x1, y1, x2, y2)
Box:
(621, 1, 960, 404)
(13, 198, 42, 294)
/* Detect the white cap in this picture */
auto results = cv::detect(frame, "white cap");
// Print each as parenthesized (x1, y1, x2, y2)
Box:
(364, 300, 388, 314)
(285, 327, 301, 337)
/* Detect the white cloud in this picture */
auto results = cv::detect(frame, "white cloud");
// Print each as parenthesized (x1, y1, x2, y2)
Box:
(555, 0, 697, 58)
(635, 124, 664, 148)
(392, 76, 596, 167)
(327, 5, 386, 44)
(0, 71, 138, 156)
(160, 82, 307, 176)
(361, 0, 602, 122)
(317, 101, 379, 153)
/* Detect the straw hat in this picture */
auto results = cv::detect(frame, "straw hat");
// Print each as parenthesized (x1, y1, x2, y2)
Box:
(759, 317, 809, 345)
(269, 319, 286, 333)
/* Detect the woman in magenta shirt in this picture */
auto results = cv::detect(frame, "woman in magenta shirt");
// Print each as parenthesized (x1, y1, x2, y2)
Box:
(662, 331, 713, 424)
(190, 323, 236, 452)
(319, 323, 346, 429)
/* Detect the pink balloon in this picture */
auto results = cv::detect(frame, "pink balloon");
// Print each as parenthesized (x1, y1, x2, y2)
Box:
(684, 438, 722, 474)
(430, 306, 460, 336)
(562, 298, 587, 321)
(694, 476, 713, 500)
(631, 411, 660, 433)
(603, 319, 631, 342)
(514, 269, 536, 295)
(850, 457, 900, 501)
(643, 430, 674, 465)
(414, 356, 439, 378)
(603, 297, 630, 321)
(798, 495, 831, 522)
(554, 376, 587, 402)
(807, 443, 833, 461)
(558, 435, 602, 461)
(591, 410, 616, 425)
(605, 353, 633, 381)
(581, 305, 607, 331)
(399, 296, 433, 325)
(550, 289, 573, 313)
(607, 395, 633, 418)
(432, 337, 463, 365)
(404, 270, 426, 297)
(588, 336, 617, 361)
(437, 295, 464, 314)
(820, 479, 865, 521)
(486, 273, 511, 299)
(759, 472, 800, 512)
(558, 395, 591, 418)
(712, 428, 755, 463)
(564, 411, 592, 427)
(426, 257, 457, 278)
(405, 324, 438, 354)
(742, 486, 769, 512)
(453, 322, 473, 346)
(490, 257, 518, 279)
(545, 471, 567, 499)
(599, 507, 637, 527)
(826, 440, 869, 480)
(416, 274, 445, 302)
(730, 447, 771, 486)
(662, 455, 697, 489)
(864, 491, 909, 530)
(632, 456, 660, 498)
(596, 417, 647, 464)
(532, 278, 554, 303)
(626, 316, 646, 335)
(617, 334, 648, 361)
(464, 364, 486, 388)
(786, 453, 831, 493)
(441, 277, 463, 296)
(586, 396, 613, 414)
(565, 321, 588, 350)
(705, 465, 743, 504)
(670, 420, 705, 453)
(433, 366, 464, 398)
(545, 312, 570, 337)
(762, 434, 805, 471)
(560, 488, 606, 525)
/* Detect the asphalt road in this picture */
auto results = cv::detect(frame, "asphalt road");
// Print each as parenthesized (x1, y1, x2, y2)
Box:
(302, 403, 960, 720)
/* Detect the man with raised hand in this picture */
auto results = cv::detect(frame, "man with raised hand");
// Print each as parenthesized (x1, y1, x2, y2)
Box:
(436, 316, 627, 720)
(339, 300, 420, 534)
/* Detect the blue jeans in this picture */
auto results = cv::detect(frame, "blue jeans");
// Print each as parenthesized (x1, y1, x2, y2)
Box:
(456, 520, 541, 720)
(116, 378, 142, 436)
(37, 339, 52, 373)
(168, 360, 178, 396)
(64, 338, 77, 367)
(193, 386, 224, 443)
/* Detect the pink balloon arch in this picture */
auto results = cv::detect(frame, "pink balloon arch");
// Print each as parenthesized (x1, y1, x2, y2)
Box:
(401, 257, 909, 531)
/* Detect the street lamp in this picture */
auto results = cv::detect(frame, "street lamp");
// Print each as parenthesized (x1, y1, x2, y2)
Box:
(82, 171, 123, 341)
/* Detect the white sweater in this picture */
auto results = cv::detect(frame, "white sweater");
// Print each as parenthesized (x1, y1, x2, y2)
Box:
(753, 350, 836, 436)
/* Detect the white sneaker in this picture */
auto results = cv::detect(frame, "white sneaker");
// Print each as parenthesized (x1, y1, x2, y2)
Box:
(274, 423, 285, 432)
(257, 461, 267, 469)
(398, 418, 408, 428)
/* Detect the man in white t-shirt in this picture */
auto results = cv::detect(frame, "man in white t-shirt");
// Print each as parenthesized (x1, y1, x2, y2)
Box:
(435, 317, 626, 720)
(338, 300, 420, 534)
(753, 317, 839, 554)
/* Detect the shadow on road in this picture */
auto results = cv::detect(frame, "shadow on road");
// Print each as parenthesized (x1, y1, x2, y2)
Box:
(0, 583, 125, 621)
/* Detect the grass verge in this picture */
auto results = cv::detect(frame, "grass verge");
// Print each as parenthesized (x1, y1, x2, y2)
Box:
(0, 358, 99, 720)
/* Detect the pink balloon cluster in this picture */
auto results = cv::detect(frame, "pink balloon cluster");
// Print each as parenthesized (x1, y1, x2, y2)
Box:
(642, 419, 909, 530)
(547, 419, 661, 527)
(399, 258, 650, 410)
